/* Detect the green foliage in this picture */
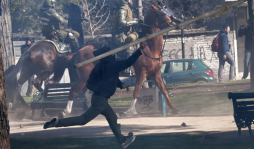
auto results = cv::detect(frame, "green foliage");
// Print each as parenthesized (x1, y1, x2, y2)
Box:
(10, 0, 83, 34)
(10, 0, 42, 33)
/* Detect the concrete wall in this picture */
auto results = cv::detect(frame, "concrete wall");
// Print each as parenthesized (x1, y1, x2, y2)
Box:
(162, 29, 235, 82)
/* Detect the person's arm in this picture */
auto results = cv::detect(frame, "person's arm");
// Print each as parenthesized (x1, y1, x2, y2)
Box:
(117, 78, 130, 92)
(221, 35, 229, 55)
(20, 45, 25, 55)
(112, 49, 142, 74)
(118, 9, 138, 27)
(49, 9, 67, 24)
(117, 78, 124, 89)
(103, 42, 147, 77)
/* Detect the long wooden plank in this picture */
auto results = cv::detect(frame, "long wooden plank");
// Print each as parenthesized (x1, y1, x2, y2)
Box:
(75, 0, 247, 68)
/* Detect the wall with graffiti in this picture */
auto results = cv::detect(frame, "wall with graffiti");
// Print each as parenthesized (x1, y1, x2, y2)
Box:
(162, 30, 235, 81)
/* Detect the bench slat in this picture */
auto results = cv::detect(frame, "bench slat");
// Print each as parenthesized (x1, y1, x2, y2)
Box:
(47, 89, 71, 92)
(238, 106, 254, 111)
(229, 92, 254, 99)
(45, 83, 75, 88)
(236, 112, 254, 119)
(237, 101, 254, 106)
(46, 93, 70, 97)
(45, 96, 69, 100)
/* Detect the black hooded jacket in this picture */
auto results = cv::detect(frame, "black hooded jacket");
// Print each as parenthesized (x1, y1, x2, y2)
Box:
(218, 28, 230, 56)
(238, 26, 252, 51)
(87, 47, 142, 98)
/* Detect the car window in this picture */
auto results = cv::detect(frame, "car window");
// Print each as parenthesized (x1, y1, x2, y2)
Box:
(186, 62, 193, 70)
(161, 62, 173, 74)
(161, 63, 166, 74)
(172, 61, 192, 73)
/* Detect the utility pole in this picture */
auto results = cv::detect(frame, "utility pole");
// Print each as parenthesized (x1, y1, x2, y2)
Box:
(181, 28, 185, 58)
(248, 0, 254, 89)
(181, 15, 185, 59)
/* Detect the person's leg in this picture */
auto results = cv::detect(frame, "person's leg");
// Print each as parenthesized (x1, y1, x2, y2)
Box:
(226, 53, 235, 80)
(26, 75, 34, 96)
(44, 95, 108, 128)
(101, 103, 126, 144)
(124, 32, 138, 73)
(68, 58, 79, 83)
(124, 46, 134, 74)
(218, 55, 225, 82)
(243, 51, 251, 79)
(64, 29, 80, 53)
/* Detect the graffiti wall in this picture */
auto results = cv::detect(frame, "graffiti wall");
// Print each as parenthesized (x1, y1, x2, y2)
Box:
(162, 30, 235, 82)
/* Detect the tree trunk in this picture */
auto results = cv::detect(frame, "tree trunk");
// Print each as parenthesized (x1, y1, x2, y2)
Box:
(0, 42, 11, 149)
(0, 0, 15, 71)
(138, 0, 143, 20)
(0, 0, 13, 147)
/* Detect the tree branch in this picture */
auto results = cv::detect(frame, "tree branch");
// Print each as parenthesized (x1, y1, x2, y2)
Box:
(93, 10, 110, 33)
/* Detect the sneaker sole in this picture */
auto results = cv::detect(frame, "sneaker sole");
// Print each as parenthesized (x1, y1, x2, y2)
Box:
(43, 118, 56, 129)
(123, 135, 136, 149)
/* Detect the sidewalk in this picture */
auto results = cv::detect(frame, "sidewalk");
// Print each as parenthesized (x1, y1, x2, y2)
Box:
(10, 115, 238, 139)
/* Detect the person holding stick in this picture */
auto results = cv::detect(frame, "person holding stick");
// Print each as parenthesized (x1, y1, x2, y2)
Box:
(43, 42, 147, 149)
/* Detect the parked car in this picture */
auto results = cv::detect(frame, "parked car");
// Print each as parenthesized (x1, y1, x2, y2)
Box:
(121, 59, 217, 86)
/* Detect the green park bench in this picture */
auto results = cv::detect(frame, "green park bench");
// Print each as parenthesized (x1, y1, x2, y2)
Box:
(228, 92, 254, 137)
(30, 83, 87, 119)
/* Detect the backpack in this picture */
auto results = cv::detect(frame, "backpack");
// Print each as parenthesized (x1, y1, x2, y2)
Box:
(211, 35, 220, 52)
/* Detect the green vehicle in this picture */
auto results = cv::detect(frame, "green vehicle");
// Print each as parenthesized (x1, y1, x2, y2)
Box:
(122, 59, 217, 86)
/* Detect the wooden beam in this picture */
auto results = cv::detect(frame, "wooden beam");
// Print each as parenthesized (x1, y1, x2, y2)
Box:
(75, 0, 247, 68)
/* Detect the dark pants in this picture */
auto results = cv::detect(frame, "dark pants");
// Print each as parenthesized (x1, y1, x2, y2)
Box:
(56, 95, 126, 144)
(242, 50, 251, 79)
(218, 53, 235, 82)
(26, 75, 34, 96)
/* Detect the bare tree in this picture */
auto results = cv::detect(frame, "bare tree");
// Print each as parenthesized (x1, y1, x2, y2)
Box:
(0, 1, 12, 147)
(0, 0, 14, 71)
(83, 0, 110, 38)
(142, 0, 215, 29)
(0, 42, 11, 149)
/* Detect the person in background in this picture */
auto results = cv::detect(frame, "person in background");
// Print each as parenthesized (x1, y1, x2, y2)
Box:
(238, 20, 252, 79)
(218, 24, 235, 82)
(44, 42, 147, 149)
(40, 0, 80, 53)
(112, 0, 142, 74)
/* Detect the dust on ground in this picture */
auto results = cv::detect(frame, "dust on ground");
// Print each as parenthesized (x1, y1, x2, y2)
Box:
(9, 81, 253, 144)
